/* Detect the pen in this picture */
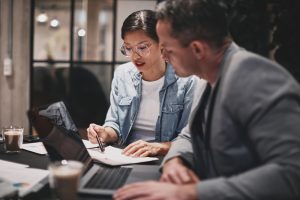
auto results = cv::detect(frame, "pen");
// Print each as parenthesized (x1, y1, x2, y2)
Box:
(95, 135, 105, 152)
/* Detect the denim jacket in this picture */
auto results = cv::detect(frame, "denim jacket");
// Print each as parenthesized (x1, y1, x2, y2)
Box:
(103, 62, 198, 145)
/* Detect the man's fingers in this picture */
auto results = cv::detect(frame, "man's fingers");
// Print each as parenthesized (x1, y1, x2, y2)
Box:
(160, 164, 198, 185)
(161, 172, 185, 184)
(164, 169, 184, 184)
(188, 170, 199, 183)
(114, 182, 154, 200)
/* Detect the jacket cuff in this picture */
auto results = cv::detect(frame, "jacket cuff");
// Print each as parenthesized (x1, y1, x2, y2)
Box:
(102, 122, 121, 143)
(196, 177, 230, 200)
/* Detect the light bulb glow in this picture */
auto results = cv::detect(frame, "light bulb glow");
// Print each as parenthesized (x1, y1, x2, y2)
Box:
(50, 19, 60, 28)
(78, 29, 86, 37)
(36, 13, 48, 23)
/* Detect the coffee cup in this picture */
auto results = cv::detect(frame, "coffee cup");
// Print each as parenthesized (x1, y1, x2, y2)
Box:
(2, 126, 24, 153)
(48, 160, 83, 200)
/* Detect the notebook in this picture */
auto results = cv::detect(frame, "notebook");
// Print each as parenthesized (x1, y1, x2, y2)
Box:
(28, 101, 160, 196)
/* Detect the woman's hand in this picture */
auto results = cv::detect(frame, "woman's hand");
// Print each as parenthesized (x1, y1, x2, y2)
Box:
(87, 123, 118, 144)
(122, 140, 171, 157)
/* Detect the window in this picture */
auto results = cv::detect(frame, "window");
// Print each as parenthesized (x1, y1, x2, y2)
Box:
(31, 0, 156, 131)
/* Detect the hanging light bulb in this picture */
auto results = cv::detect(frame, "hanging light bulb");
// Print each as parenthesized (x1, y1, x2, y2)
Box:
(36, 12, 48, 23)
(78, 28, 86, 37)
(50, 18, 60, 28)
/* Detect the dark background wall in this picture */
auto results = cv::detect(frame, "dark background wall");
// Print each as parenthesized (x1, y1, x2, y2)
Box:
(225, 0, 300, 82)
(156, 0, 300, 82)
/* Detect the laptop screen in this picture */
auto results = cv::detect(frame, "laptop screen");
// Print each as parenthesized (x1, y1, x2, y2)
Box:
(28, 101, 94, 173)
(35, 101, 78, 133)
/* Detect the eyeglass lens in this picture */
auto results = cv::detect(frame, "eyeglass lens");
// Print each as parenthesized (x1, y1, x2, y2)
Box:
(120, 43, 151, 57)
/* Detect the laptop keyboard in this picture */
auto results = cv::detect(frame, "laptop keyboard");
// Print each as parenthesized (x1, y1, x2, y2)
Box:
(85, 167, 132, 189)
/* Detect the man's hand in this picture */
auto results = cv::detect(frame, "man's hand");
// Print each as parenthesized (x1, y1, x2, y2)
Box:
(122, 140, 171, 157)
(160, 157, 199, 184)
(113, 181, 197, 200)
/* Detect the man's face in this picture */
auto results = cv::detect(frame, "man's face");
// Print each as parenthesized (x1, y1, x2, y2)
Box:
(156, 20, 198, 77)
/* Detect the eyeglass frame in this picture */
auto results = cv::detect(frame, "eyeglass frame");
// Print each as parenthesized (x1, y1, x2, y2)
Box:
(120, 42, 152, 57)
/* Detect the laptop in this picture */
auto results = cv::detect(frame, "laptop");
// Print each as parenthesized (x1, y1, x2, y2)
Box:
(27, 101, 160, 196)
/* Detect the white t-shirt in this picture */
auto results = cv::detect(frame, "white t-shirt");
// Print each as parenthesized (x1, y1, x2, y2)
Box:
(128, 76, 165, 143)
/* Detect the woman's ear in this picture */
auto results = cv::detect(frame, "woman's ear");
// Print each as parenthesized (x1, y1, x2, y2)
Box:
(190, 41, 204, 60)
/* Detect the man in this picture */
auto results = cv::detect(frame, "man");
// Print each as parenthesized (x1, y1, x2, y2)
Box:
(114, 0, 300, 199)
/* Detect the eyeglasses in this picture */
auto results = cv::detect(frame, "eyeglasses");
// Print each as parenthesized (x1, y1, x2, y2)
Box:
(120, 43, 152, 57)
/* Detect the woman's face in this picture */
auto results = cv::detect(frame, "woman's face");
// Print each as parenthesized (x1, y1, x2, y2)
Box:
(122, 30, 163, 75)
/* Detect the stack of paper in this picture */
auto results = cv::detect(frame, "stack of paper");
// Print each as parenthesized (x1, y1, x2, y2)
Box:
(21, 140, 98, 155)
(21, 142, 47, 155)
(0, 160, 29, 168)
(82, 139, 99, 148)
(0, 159, 49, 197)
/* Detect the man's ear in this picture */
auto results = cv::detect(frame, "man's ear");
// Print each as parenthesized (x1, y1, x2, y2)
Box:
(190, 41, 204, 60)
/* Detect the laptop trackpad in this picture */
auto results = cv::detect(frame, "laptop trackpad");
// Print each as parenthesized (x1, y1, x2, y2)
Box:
(125, 165, 161, 184)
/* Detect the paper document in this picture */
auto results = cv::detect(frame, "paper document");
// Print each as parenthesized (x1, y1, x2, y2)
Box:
(82, 139, 99, 148)
(21, 142, 47, 155)
(0, 166, 49, 197)
(0, 159, 29, 168)
(21, 140, 98, 155)
(87, 146, 158, 166)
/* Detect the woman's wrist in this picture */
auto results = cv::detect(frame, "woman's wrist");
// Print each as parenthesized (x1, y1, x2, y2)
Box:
(103, 126, 119, 143)
(155, 142, 171, 156)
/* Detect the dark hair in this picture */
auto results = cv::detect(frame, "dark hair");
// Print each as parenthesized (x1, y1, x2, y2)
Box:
(121, 10, 159, 43)
(156, 0, 229, 48)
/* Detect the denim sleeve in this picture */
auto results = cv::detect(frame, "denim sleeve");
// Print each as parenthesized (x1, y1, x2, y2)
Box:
(103, 71, 121, 139)
(161, 77, 206, 168)
(174, 76, 206, 135)
(176, 77, 195, 133)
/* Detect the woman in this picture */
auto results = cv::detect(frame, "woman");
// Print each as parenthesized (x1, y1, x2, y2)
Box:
(87, 10, 201, 157)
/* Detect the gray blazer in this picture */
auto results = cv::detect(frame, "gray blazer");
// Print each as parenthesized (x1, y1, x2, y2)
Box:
(163, 43, 300, 200)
